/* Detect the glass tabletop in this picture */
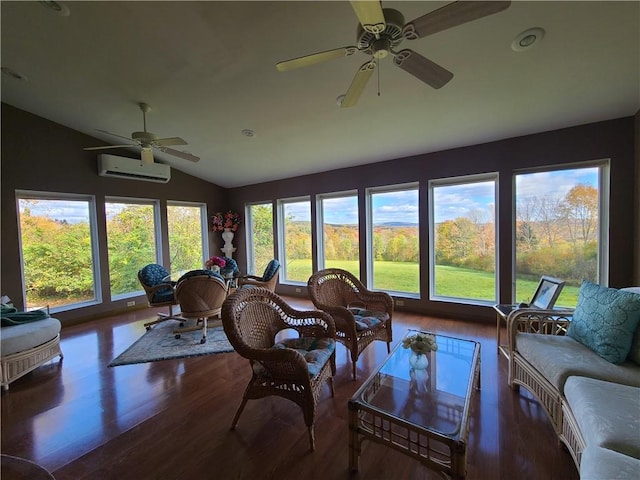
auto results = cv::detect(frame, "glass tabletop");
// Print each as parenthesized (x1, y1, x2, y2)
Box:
(351, 329, 479, 439)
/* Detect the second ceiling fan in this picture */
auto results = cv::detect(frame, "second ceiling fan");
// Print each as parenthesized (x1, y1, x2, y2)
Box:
(276, 1, 511, 107)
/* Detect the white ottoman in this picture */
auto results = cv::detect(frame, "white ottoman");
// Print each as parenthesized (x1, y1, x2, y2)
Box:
(1, 318, 63, 390)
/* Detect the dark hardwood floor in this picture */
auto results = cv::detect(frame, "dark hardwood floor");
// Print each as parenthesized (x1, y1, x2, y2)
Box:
(1, 297, 579, 480)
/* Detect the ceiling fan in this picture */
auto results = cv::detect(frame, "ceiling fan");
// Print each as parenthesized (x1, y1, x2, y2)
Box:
(84, 102, 200, 163)
(276, 1, 511, 107)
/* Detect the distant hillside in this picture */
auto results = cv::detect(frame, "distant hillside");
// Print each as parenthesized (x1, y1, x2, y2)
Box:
(374, 222, 418, 228)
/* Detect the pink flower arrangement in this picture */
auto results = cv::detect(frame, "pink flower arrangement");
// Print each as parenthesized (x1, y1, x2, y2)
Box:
(211, 211, 241, 232)
(205, 256, 226, 269)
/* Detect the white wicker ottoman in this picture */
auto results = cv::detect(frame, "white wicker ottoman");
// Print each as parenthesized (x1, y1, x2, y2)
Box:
(1, 318, 63, 391)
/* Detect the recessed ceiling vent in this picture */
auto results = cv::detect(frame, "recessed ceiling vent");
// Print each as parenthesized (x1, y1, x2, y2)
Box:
(98, 154, 171, 183)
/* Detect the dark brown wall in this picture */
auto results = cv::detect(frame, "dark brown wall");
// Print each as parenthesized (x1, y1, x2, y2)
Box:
(229, 116, 638, 322)
(1, 103, 226, 324)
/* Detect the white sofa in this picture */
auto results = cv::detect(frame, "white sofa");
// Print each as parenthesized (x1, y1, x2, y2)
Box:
(507, 284, 640, 479)
(1, 317, 63, 390)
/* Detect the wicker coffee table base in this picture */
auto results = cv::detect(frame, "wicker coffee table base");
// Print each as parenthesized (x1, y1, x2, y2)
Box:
(348, 349, 481, 479)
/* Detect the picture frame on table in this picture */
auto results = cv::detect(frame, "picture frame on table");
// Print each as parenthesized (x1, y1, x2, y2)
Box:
(529, 275, 565, 309)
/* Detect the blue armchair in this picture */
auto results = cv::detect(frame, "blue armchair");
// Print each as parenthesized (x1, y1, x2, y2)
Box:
(138, 263, 181, 330)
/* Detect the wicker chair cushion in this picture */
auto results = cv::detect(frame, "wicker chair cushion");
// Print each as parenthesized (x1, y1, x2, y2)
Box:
(567, 281, 640, 364)
(220, 257, 240, 277)
(262, 260, 280, 281)
(348, 307, 388, 331)
(151, 289, 175, 303)
(253, 337, 335, 378)
(580, 445, 640, 480)
(139, 264, 173, 303)
(139, 264, 169, 287)
(177, 269, 225, 283)
(564, 376, 640, 459)
(515, 333, 640, 394)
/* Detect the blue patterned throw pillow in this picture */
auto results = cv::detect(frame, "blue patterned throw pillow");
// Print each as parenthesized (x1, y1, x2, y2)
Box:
(567, 281, 640, 364)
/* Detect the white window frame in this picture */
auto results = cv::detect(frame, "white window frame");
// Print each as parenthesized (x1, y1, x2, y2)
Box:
(316, 190, 358, 272)
(167, 200, 209, 268)
(365, 182, 420, 297)
(16, 190, 102, 312)
(244, 201, 274, 275)
(512, 159, 610, 299)
(428, 173, 499, 305)
(105, 196, 162, 301)
(277, 196, 311, 285)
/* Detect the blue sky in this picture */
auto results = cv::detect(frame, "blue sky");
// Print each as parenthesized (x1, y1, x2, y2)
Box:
(20, 167, 599, 225)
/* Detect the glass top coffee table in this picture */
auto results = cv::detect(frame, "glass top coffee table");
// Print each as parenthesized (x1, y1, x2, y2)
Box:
(348, 330, 481, 479)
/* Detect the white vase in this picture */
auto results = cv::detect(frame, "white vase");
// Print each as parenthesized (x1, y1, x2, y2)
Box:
(409, 351, 429, 370)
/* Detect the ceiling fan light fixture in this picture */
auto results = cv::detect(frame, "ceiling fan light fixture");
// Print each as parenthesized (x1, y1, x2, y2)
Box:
(511, 27, 545, 52)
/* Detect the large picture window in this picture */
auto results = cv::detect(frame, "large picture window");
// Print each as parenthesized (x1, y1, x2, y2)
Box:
(317, 192, 359, 276)
(105, 199, 159, 298)
(278, 197, 311, 283)
(17, 192, 99, 311)
(367, 185, 419, 294)
(246, 202, 274, 275)
(430, 175, 497, 303)
(167, 202, 207, 274)
(514, 163, 608, 307)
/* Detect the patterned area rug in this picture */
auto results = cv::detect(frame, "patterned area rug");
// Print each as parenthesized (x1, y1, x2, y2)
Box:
(108, 320, 234, 367)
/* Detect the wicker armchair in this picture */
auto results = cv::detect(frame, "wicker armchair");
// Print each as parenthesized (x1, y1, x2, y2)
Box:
(237, 259, 280, 291)
(221, 287, 336, 451)
(307, 268, 393, 380)
(174, 270, 228, 344)
(138, 263, 181, 330)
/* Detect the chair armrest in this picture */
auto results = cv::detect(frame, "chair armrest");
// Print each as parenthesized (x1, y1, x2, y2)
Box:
(353, 290, 394, 314)
(507, 308, 574, 353)
(278, 306, 336, 339)
(237, 275, 263, 286)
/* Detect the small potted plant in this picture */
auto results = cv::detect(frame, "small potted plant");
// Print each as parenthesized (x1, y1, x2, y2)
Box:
(402, 332, 438, 369)
(205, 256, 226, 273)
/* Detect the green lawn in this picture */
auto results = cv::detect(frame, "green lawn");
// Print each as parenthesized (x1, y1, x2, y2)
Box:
(285, 259, 579, 307)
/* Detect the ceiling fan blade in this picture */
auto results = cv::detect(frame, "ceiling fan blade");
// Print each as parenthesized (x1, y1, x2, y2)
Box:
(276, 46, 358, 72)
(95, 129, 135, 143)
(83, 144, 134, 151)
(350, 1, 386, 35)
(403, 1, 511, 40)
(154, 136, 188, 147)
(160, 147, 200, 163)
(341, 61, 376, 108)
(141, 146, 154, 165)
(393, 50, 453, 89)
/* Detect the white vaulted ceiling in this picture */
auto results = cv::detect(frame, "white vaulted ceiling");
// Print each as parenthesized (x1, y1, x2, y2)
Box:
(1, 1, 638, 188)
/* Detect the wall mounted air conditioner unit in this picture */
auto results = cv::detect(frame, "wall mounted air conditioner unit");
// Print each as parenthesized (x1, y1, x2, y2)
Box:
(98, 154, 171, 183)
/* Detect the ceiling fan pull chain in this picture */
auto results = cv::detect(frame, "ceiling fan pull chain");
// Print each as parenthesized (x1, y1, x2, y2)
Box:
(377, 59, 381, 97)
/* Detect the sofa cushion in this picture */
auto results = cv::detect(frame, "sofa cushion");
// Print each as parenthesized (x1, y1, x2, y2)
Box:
(580, 445, 640, 480)
(565, 376, 640, 459)
(1, 317, 61, 356)
(621, 287, 640, 365)
(567, 281, 640, 364)
(516, 333, 640, 394)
